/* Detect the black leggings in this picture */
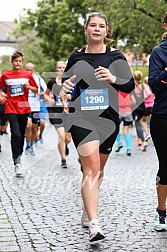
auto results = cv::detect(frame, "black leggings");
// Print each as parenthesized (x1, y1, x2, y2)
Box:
(6, 113, 28, 165)
(150, 114, 167, 185)
(132, 110, 145, 141)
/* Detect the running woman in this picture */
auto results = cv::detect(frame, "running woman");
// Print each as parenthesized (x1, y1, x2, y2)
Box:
(149, 12, 167, 231)
(59, 12, 134, 243)
(115, 91, 133, 156)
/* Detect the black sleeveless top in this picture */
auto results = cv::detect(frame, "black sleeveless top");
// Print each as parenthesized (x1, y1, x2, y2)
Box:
(132, 84, 145, 111)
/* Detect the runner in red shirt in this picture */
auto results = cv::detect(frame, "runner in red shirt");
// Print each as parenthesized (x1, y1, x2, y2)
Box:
(0, 51, 38, 177)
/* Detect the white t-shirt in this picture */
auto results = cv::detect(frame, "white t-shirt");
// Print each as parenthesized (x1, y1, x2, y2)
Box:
(28, 73, 47, 112)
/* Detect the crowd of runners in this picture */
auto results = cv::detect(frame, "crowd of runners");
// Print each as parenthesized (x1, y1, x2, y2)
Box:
(0, 10, 167, 245)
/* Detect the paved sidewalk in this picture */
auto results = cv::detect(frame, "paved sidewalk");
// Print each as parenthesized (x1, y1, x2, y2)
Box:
(0, 122, 167, 252)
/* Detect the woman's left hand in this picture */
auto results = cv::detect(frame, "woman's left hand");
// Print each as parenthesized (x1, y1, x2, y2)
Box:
(95, 66, 116, 84)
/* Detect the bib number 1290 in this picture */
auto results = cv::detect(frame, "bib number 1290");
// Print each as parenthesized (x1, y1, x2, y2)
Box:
(81, 88, 109, 110)
(85, 95, 104, 104)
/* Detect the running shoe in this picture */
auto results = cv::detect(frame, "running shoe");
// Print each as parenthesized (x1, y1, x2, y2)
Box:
(15, 163, 24, 177)
(39, 136, 43, 144)
(81, 208, 89, 228)
(89, 222, 105, 243)
(155, 209, 167, 231)
(24, 147, 30, 155)
(30, 146, 35, 156)
(126, 149, 131, 156)
(142, 142, 147, 152)
(115, 145, 123, 152)
(61, 159, 68, 168)
(145, 134, 151, 141)
(65, 145, 69, 156)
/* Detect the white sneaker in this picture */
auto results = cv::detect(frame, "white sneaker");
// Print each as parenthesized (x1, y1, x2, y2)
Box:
(30, 146, 35, 156)
(145, 134, 151, 141)
(81, 208, 89, 228)
(15, 164, 24, 177)
(89, 222, 105, 243)
(155, 209, 167, 231)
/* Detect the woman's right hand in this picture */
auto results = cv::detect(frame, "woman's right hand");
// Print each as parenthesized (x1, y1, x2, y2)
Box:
(60, 75, 76, 96)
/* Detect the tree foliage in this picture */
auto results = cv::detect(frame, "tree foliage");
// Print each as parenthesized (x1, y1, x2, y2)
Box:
(18, 0, 85, 61)
(14, 0, 167, 64)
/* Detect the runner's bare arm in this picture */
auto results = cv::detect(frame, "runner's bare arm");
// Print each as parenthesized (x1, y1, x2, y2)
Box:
(0, 90, 7, 104)
(24, 83, 38, 93)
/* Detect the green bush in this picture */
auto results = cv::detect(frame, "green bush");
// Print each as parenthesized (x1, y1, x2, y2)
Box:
(131, 65, 149, 80)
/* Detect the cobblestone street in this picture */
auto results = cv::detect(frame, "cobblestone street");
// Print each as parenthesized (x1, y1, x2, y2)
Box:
(0, 121, 167, 252)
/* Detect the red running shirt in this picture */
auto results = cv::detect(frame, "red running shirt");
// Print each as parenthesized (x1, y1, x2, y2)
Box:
(0, 69, 38, 114)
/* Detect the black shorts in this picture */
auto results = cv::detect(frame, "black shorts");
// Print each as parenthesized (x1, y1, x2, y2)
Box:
(49, 111, 71, 132)
(132, 109, 145, 121)
(70, 117, 119, 154)
(28, 111, 40, 124)
(143, 107, 152, 117)
(119, 113, 133, 127)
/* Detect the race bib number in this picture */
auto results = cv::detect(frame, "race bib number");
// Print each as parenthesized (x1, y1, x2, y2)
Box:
(29, 91, 36, 98)
(80, 88, 109, 110)
(10, 84, 24, 97)
(55, 96, 69, 106)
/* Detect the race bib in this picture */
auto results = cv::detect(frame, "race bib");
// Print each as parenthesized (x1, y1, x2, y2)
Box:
(29, 91, 36, 98)
(10, 84, 24, 97)
(80, 88, 109, 110)
(55, 96, 69, 106)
